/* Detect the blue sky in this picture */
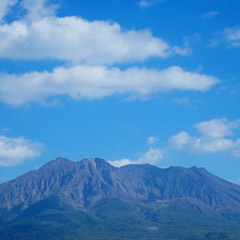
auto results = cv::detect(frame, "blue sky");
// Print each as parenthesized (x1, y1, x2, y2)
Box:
(0, 0, 240, 184)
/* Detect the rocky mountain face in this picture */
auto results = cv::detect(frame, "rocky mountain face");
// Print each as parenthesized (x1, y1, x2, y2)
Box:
(1, 157, 240, 219)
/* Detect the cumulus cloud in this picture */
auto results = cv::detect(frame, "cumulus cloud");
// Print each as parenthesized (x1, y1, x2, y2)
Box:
(109, 148, 163, 167)
(169, 131, 190, 149)
(224, 26, 240, 47)
(0, 135, 44, 167)
(148, 137, 159, 145)
(169, 118, 240, 157)
(138, 147, 163, 164)
(0, 16, 188, 64)
(0, 65, 218, 105)
(0, 0, 219, 106)
(195, 118, 238, 138)
(0, 0, 17, 22)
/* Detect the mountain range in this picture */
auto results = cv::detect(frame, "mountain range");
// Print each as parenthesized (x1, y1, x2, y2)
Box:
(1, 157, 240, 240)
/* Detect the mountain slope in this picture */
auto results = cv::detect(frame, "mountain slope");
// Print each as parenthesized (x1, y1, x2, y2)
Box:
(1, 157, 240, 220)
(1, 198, 240, 240)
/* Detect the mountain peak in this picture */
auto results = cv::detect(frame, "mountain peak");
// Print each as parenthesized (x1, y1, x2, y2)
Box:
(40, 157, 74, 170)
(81, 157, 96, 164)
(40, 157, 111, 171)
(81, 157, 112, 169)
(55, 157, 71, 162)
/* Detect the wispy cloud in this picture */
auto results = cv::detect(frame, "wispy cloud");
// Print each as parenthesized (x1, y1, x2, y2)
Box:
(0, 135, 44, 167)
(169, 118, 240, 157)
(224, 26, 240, 47)
(210, 25, 240, 48)
(201, 11, 220, 19)
(138, 0, 165, 8)
(0, 0, 17, 22)
(0, 126, 11, 133)
(148, 137, 159, 145)
(21, 0, 59, 20)
(172, 97, 189, 105)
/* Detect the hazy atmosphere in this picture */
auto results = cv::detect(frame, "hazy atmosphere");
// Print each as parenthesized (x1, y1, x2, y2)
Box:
(0, 0, 240, 184)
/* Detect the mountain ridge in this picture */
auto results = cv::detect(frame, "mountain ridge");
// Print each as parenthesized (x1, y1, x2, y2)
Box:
(1, 157, 240, 222)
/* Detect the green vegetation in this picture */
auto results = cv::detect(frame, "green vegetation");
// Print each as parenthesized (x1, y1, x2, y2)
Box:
(0, 198, 240, 240)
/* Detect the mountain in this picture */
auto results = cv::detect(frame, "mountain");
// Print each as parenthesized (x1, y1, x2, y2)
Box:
(1, 157, 240, 240)
(1, 157, 240, 218)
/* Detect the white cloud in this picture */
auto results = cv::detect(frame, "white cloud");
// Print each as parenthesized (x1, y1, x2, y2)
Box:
(0, 0, 17, 22)
(201, 11, 219, 19)
(224, 26, 240, 47)
(138, 148, 163, 164)
(108, 158, 133, 168)
(233, 139, 240, 157)
(0, 65, 218, 105)
(148, 137, 159, 145)
(0, 135, 43, 167)
(192, 137, 234, 152)
(0, 16, 188, 64)
(169, 118, 240, 157)
(172, 97, 189, 105)
(138, 0, 165, 8)
(211, 26, 240, 48)
(21, 0, 58, 20)
(0, 126, 11, 133)
(169, 131, 190, 149)
(0, 0, 57, 22)
(195, 118, 238, 138)
(109, 148, 163, 167)
(0, 0, 219, 107)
